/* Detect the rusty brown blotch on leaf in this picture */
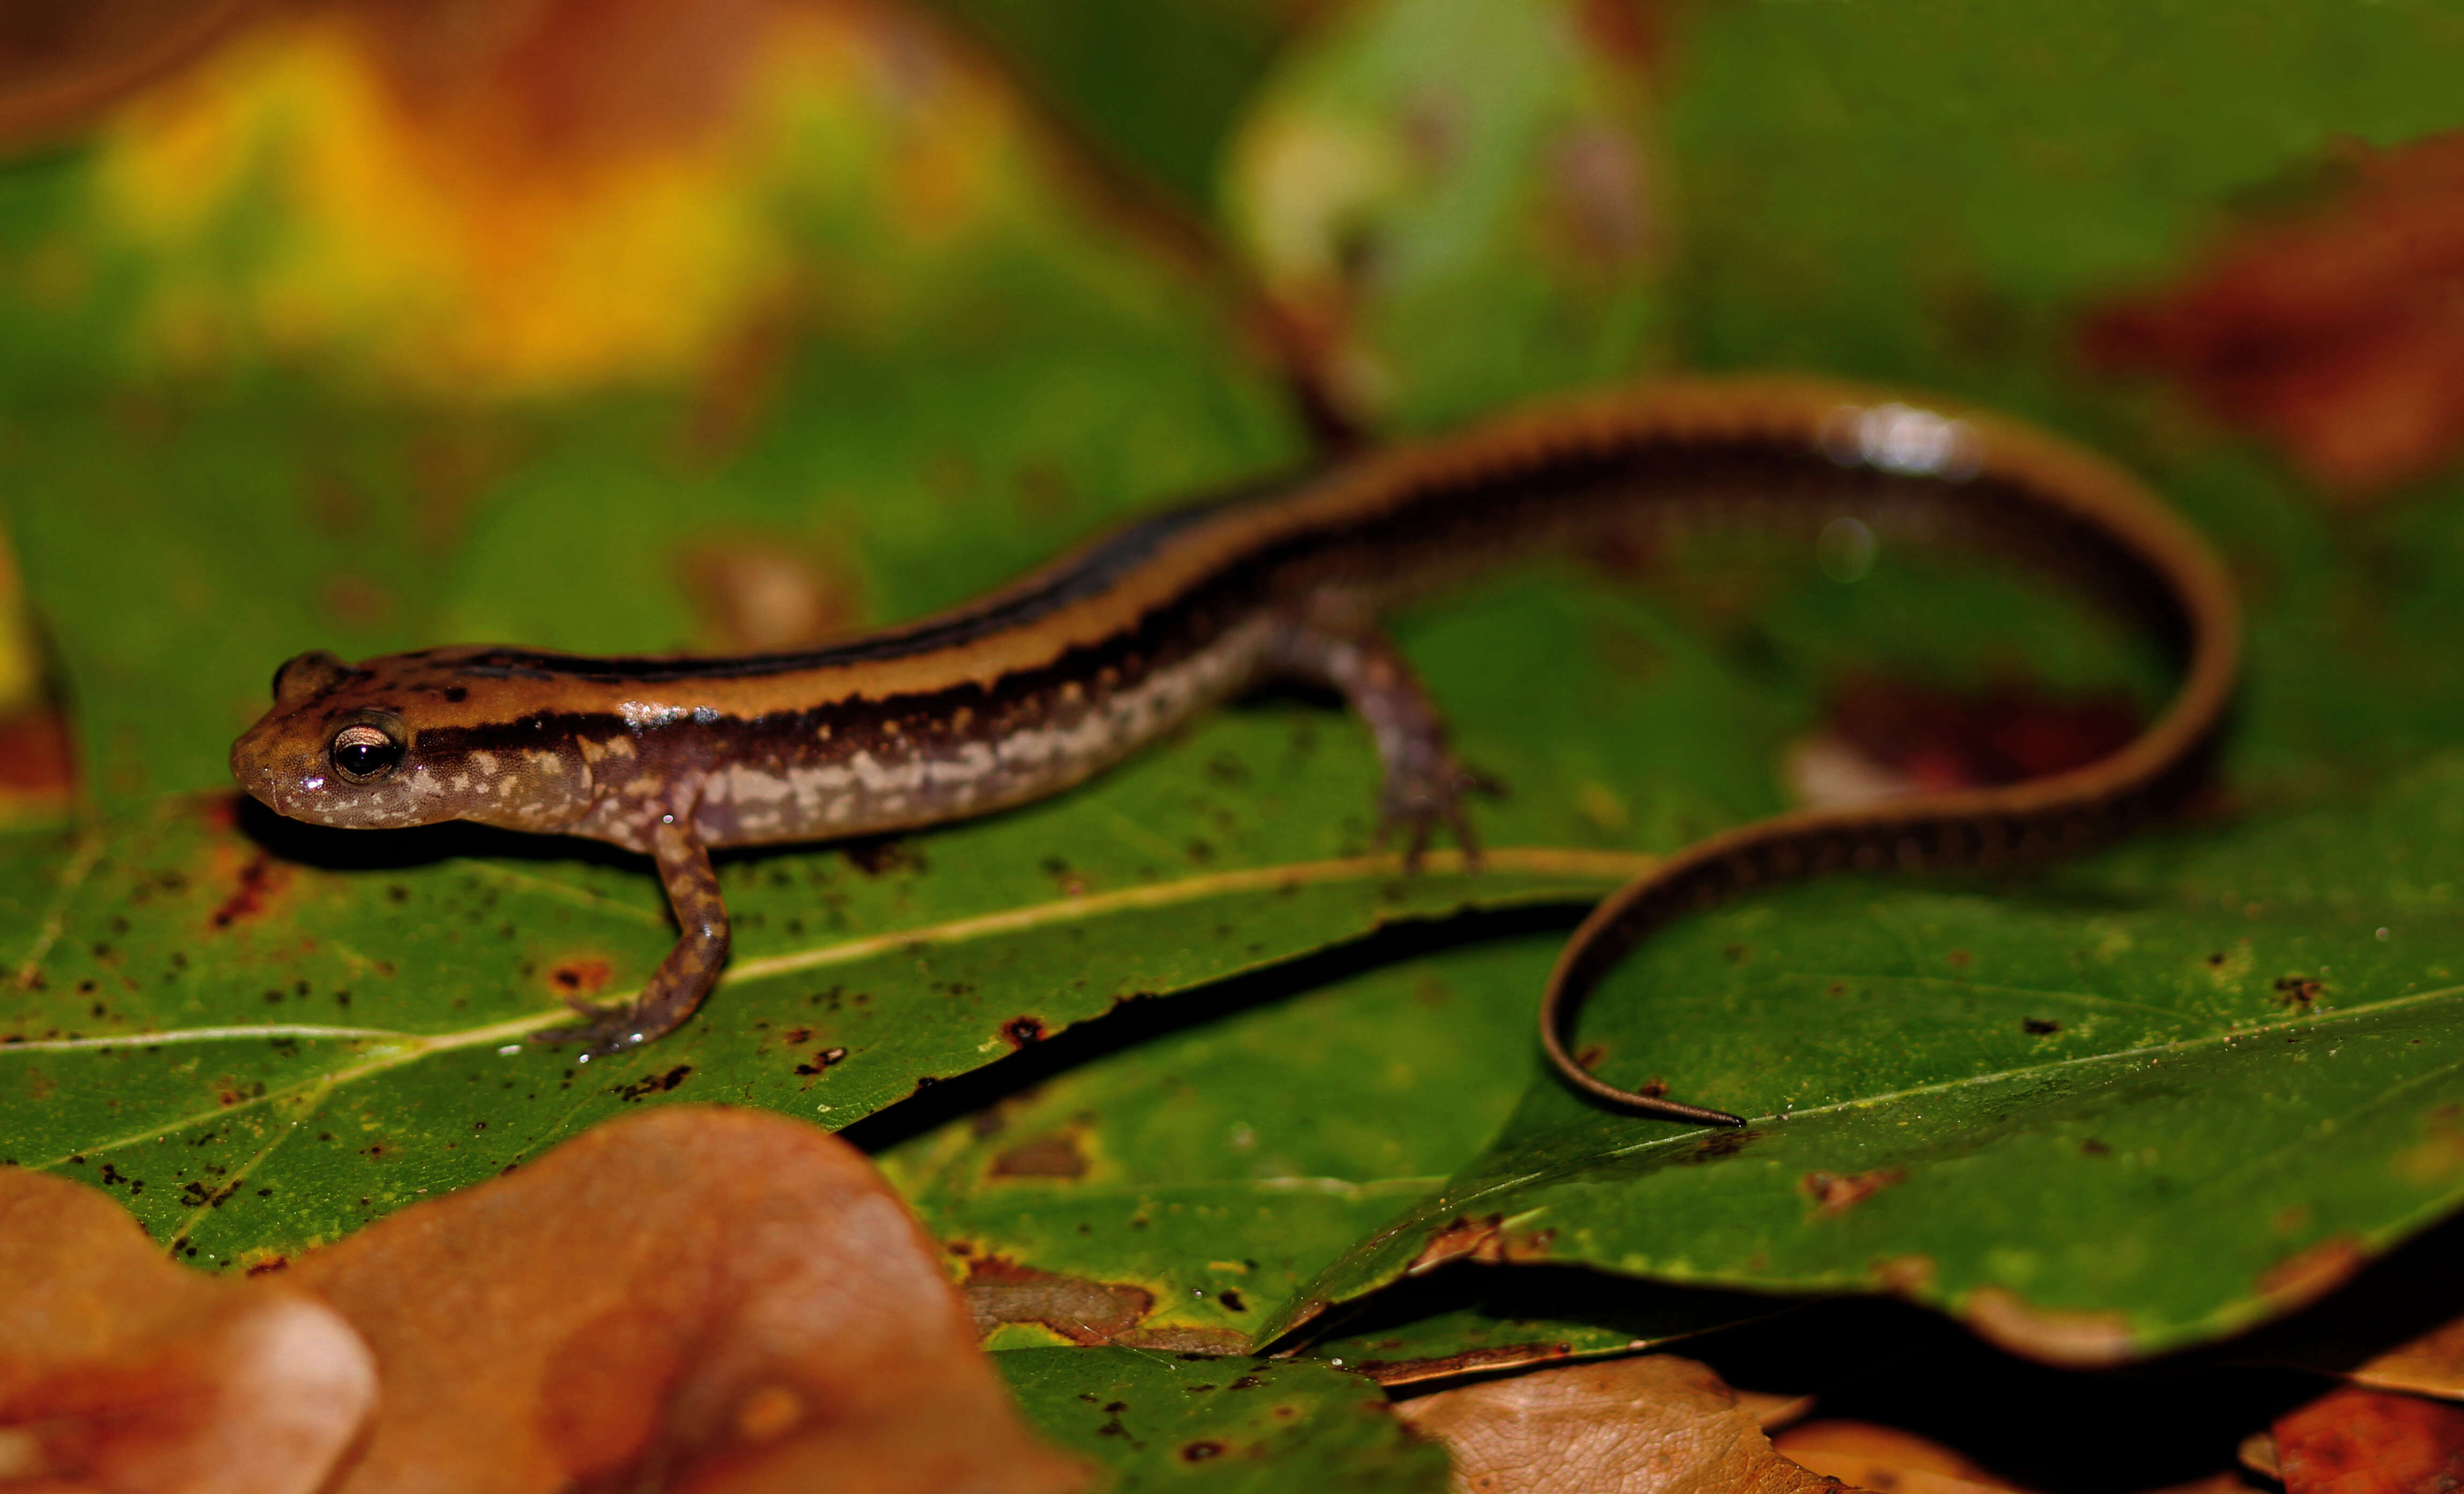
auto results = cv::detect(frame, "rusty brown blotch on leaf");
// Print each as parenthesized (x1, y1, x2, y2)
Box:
(962, 1254, 1245, 1355)
(0, 1167, 375, 1494)
(2082, 131, 2464, 499)
(291, 1104, 1088, 1494)
(1392, 1354, 1860, 1494)
(1405, 1213, 1558, 1277)
(1801, 1169, 1908, 1218)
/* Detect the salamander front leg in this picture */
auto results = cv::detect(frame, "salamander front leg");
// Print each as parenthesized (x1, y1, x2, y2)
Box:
(531, 816, 732, 1061)
(1268, 620, 1502, 866)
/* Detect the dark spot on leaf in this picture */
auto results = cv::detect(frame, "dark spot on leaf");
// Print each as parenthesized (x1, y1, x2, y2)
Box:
(2206, 951, 2227, 966)
(2080, 1138, 2112, 1156)
(2275, 975, 2324, 1007)
(1216, 1289, 1246, 1312)
(1181, 1442, 1224, 1462)
(1229, 1375, 1264, 1390)
(1002, 1015, 1045, 1048)
(2023, 1017, 2062, 1035)
(842, 836, 923, 876)
(444, 685, 467, 702)
(614, 1065, 693, 1102)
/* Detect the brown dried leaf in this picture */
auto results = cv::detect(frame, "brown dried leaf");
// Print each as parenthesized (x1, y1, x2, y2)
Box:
(291, 1104, 1088, 1494)
(2340, 1313, 2464, 1402)
(2274, 1385, 2464, 1494)
(2082, 131, 2464, 498)
(1773, 1421, 2026, 1494)
(1392, 1354, 1858, 1494)
(0, 1167, 375, 1494)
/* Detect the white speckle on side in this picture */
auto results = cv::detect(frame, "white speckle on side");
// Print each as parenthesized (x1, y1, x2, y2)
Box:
(727, 764, 793, 804)
(925, 741, 996, 785)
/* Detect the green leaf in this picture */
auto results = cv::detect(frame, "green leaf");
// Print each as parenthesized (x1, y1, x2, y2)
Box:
(1223, 0, 1666, 431)
(880, 932, 1771, 1366)
(996, 1348, 1450, 1492)
(917, 0, 1304, 214)
(1270, 753, 2464, 1363)
(1667, 0, 2464, 382)
(0, 773, 1644, 1269)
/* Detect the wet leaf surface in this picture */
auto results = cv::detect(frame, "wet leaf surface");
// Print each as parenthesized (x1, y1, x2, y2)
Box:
(996, 1347, 1450, 1493)
(1273, 753, 2464, 1361)
(878, 933, 1774, 1366)
(0, 783, 1652, 1265)
(1391, 1354, 1841, 1494)
(0, 1165, 373, 1493)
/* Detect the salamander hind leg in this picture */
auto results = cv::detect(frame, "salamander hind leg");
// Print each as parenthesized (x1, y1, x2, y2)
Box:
(1267, 618, 1504, 867)
(531, 816, 732, 1061)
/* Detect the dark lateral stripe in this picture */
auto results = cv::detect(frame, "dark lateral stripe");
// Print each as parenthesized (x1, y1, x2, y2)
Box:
(452, 477, 1296, 684)
(415, 606, 1237, 763)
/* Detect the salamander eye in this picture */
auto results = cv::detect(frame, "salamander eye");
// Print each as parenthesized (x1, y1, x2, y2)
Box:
(329, 723, 403, 782)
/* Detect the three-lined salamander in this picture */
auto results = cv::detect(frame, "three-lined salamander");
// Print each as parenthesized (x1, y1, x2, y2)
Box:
(229, 377, 2239, 1124)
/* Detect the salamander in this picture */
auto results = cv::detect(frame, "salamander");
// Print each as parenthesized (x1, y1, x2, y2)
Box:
(229, 376, 2240, 1125)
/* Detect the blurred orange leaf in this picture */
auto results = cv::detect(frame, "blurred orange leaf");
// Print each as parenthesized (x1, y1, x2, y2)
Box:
(289, 1104, 1087, 1493)
(2274, 1385, 2464, 1494)
(0, 1166, 374, 1493)
(2082, 131, 2464, 499)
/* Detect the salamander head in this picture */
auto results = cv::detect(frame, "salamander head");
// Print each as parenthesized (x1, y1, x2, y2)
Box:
(230, 648, 595, 832)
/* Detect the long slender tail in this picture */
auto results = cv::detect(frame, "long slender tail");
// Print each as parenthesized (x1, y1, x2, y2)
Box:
(1531, 386, 2242, 1124)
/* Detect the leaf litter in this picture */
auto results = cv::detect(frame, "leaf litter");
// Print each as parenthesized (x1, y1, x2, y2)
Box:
(2, 1105, 1088, 1493)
